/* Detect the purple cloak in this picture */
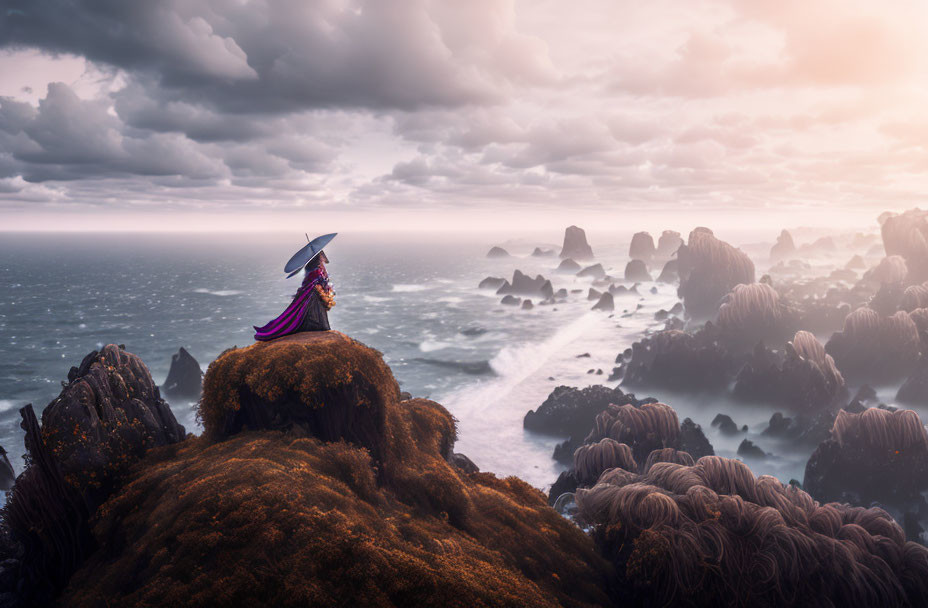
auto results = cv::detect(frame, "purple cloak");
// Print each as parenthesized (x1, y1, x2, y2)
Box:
(253, 267, 329, 341)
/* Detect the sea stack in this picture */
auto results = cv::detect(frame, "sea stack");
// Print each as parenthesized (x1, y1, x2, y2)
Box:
(559, 226, 594, 260)
(770, 229, 796, 261)
(161, 347, 204, 401)
(677, 227, 755, 319)
(628, 232, 655, 262)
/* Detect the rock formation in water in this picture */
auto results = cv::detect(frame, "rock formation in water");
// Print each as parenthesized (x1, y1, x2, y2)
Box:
(657, 259, 679, 283)
(1, 345, 186, 606)
(716, 282, 799, 349)
(478, 276, 507, 290)
(160, 347, 204, 401)
(847, 254, 867, 269)
(559, 225, 594, 260)
(897, 356, 928, 406)
(577, 263, 605, 279)
(591, 292, 614, 312)
(624, 259, 651, 282)
(556, 258, 581, 274)
(677, 228, 755, 319)
(881, 208, 928, 282)
(486, 246, 510, 258)
(770, 229, 796, 261)
(576, 452, 928, 607)
(733, 331, 846, 412)
(531, 247, 554, 257)
(861, 255, 909, 287)
(623, 328, 733, 391)
(656, 230, 682, 257)
(628, 232, 655, 262)
(804, 407, 928, 542)
(496, 270, 554, 299)
(825, 308, 921, 385)
(584, 401, 681, 464)
(58, 332, 612, 607)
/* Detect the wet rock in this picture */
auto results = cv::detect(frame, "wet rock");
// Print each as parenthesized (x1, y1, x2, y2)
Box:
(679, 417, 714, 460)
(577, 263, 606, 279)
(624, 259, 651, 282)
(737, 439, 766, 459)
(479, 276, 507, 290)
(486, 246, 510, 258)
(711, 414, 741, 435)
(500, 295, 521, 306)
(449, 452, 479, 474)
(548, 470, 579, 505)
(161, 347, 203, 401)
(521, 299, 533, 310)
(497, 270, 554, 299)
(591, 293, 614, 312)
(559, 225, 594, 260)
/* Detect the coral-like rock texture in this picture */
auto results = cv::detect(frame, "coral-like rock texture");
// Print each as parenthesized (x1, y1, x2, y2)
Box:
(881, 208, 928, 282)
(61, 332, 612, 607)
(716, 282, 799, 349)
(825, 308, 921, 384)
(578, 454, 928, 607)
(677, 228, 755, 319)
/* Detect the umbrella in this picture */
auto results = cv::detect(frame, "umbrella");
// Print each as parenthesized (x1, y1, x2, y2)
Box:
(284, 232, 337, 278)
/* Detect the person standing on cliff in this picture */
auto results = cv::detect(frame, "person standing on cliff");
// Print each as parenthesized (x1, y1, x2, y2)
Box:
(253, 233, 337, 341)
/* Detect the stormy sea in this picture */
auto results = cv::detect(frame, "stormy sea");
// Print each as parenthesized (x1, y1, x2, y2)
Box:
(0, 226, 911, 491)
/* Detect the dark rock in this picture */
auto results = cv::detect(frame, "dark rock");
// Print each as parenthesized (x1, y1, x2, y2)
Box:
(591, 293, 614, 312)
(654, 309, 669, 320)
(486, 246, 510, 258)
(501, 295, 521, 306)
(399, 391, 413, 401)
(556, 258, 582, 273)
(657, 259, 679, 283)
(623, 328, 733, 391)
(716, 283, 799, 350)
(670, 302, 683, 314)
(460, 327, 487, 337)
(711, 414, 741, 435)
(587, 288, 602, 301)
(449, 453, 479, 474)
(521, 299, 534, 310)
(524, 384, 643, 440)
(624, 259, 651, 282)
(161, 347, 203, 401)
(531, 247, 555, 257)
(825, 308, 920, 385)
(607, 365, 624, 382)
(478, 276, 507, 290)
(576, 353, 591, 358)
(737, 439, 766, 459)
(679, 418, 714, 460)
(762, 412, 793, 437)
(548, 470, 579, 505)
(497, 270, 554, 299)
(577, 263, 605, 279)
(881, 208, 928, 282)
(629, 232, 655, 262)
(559, 226, 594, 260)
(0, 447, 13, 491)
(554, 288, 568, 299)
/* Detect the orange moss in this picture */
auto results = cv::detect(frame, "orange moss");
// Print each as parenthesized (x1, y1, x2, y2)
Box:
(62, 332, 612, 607)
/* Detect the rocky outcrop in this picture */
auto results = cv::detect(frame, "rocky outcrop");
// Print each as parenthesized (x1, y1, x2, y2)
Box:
(770, 229, 796, 261)
(677, 228, 755, 319)
(577, 453, 928, 607)
(628, 232, 655, 262)
(500, 295, 521, 306)
(591, 292, 614, 311)
(861, 255, 909, 286)
(160, 347, 203, 401)
(584, 402, 680, 464)
(623, 329, 733, 391)
(624, 259, 651, 282)
(881, 208, 928, 282)
(478, 276, 507, 290)
(825, 308, 921, 384)
(0, 446, 13, 491)
(679, 417, 714, 459)
(897, 357, 928, 406)
(901, 283, 928, 312)
(496, 270, 554, 299)
(2, 345, 185, 606)
(524, 384, 646, 442)
(559, 225, 594, 260)
(486, 246, 510, 258)
(656, 230, 682, 257)
(531, 247, 554, 257)
(577, 263, 605, 279)
(804, 407, 928, 543)
(733, 331, 846, 411)
(716, 282, 799, 349)
(555, 258, 581, 273)
(656, 259, 679, 283)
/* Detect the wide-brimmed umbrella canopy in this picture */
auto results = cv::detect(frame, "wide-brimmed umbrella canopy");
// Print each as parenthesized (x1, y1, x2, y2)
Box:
(284, 232, 336, 278)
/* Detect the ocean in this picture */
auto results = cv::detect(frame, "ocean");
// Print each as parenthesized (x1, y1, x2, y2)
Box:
(0, 229, 879, 490)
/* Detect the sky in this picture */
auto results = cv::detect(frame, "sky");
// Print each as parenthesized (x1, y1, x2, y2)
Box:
(0, 0, 926, 232)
